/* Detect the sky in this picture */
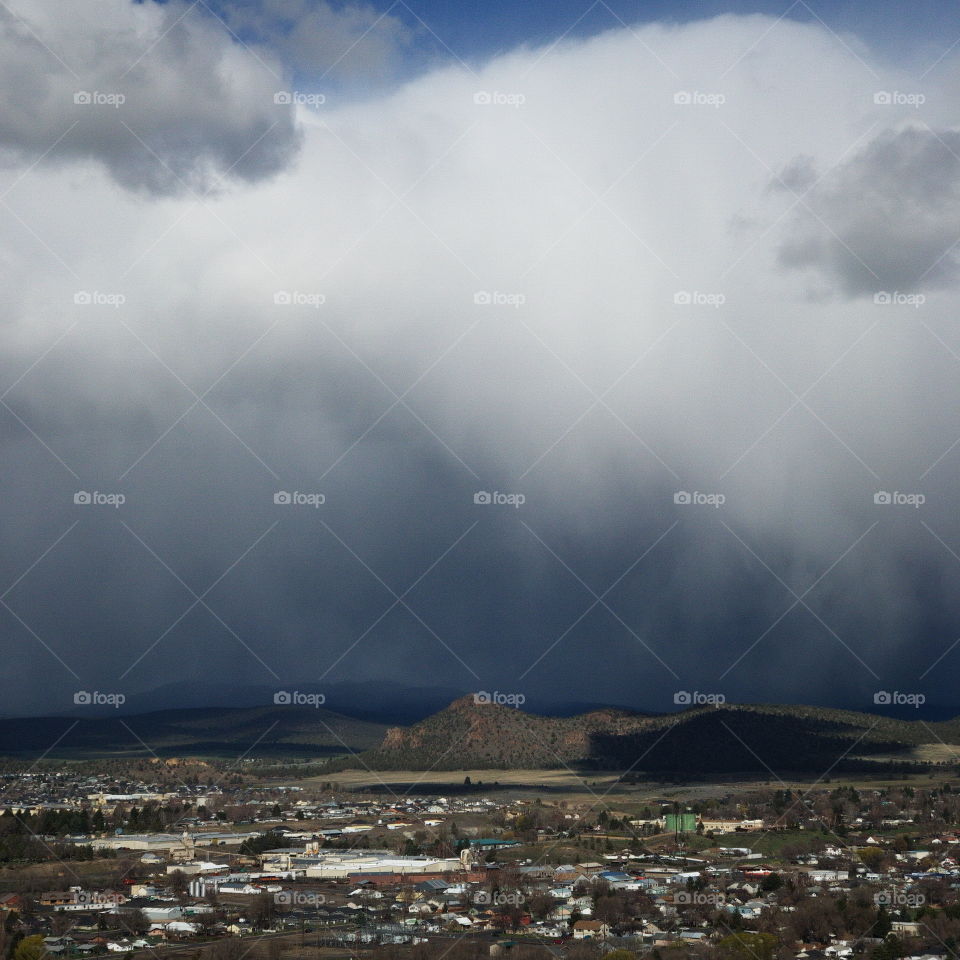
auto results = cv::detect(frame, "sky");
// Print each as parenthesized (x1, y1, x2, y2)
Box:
(1, 0, 960, 720)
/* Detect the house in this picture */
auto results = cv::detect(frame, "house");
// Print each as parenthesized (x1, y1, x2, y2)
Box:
(700, 819, 744, 833)
(570, 895, 594, 913)
(470, 839, 521, 853)
(573, 920, 610, 940)
(142, 905, 184, 923)
(824, 944, 853, 957)
(218, 883, 262, 895)
(128, 884, 160, 898)
(42, 937, 76, 955)
(415, 878, 449, 894)
(599, 871, 644, 890)
(40, 891, 76, 907)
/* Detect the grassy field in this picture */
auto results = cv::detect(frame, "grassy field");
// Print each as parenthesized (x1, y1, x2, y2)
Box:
(300, 768, 630, 799)
(0, 856, 138, 892)
(708, 829, 835, 856)
(297, 767, 949, 803)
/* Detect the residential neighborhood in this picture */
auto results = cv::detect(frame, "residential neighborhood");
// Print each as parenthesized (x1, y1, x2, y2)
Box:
(3, 765, 960, 960)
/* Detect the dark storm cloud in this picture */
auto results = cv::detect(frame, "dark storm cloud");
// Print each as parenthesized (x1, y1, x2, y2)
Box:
(778, 127, 960, 296)
(0, 0, 302, 194)
(3, 8, 960, 720)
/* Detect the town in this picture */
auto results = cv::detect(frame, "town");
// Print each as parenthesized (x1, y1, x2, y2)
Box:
(2, 762, 960, 960)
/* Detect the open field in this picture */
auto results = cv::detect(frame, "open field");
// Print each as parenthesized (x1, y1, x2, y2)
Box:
(0, 857, 140, 893)
(295, 767, 951, 802)
(300, 768, 646, 799)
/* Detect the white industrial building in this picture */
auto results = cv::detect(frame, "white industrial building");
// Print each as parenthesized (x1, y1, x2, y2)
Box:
(262, 850, 461, 878)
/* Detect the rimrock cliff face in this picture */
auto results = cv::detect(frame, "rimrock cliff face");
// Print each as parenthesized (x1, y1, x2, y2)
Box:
(367, 695, 641, 768)
(355, 698, 949, 773)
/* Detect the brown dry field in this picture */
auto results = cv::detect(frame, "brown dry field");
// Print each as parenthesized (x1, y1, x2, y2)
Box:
(293, 767, 948, 803)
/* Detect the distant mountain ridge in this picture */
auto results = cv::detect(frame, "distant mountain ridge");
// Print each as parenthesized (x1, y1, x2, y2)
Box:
(352, 696, 960, 775)
(0, 705, 387, 759)
(3, 697, 959, 772)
